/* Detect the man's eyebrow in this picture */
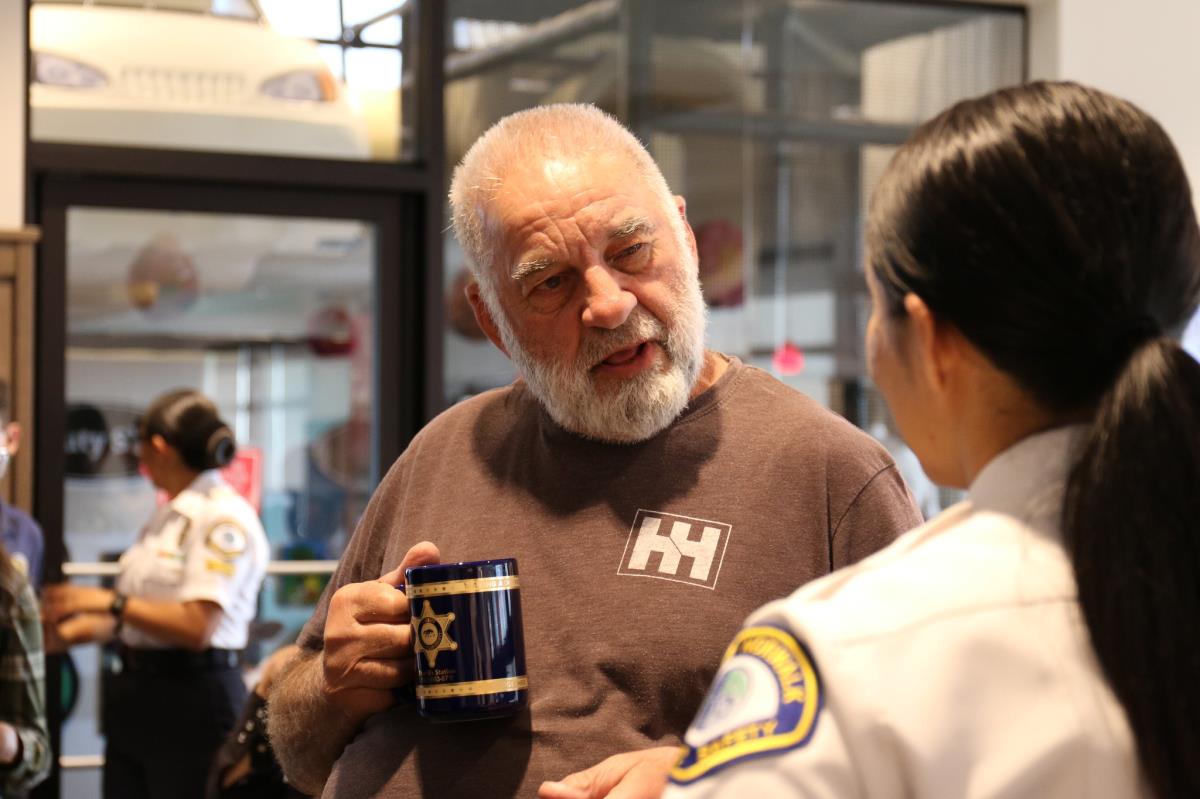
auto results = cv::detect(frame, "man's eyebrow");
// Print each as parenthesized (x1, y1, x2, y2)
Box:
(610, 217, 654, 240)
(511, 257, 556, 282)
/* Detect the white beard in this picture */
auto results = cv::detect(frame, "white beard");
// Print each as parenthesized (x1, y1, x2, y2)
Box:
(493, 266, 708, 444)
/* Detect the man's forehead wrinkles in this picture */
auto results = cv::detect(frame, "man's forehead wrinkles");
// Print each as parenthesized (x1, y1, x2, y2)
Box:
(565, 187, 612, 207)
(509, 220, 570, 281)
(514, 214, 588, 257)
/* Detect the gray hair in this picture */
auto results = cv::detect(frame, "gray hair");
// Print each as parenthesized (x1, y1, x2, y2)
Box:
(448, 103, 676, 310)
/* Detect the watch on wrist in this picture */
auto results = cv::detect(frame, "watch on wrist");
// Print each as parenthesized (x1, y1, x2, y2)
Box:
(109, 592, 127, 629)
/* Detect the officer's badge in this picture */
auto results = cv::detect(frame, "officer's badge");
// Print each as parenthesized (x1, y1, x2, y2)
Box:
(670, 625, 822, 784)
(205, 522, 247, 561)
(412, 600, 458, 668)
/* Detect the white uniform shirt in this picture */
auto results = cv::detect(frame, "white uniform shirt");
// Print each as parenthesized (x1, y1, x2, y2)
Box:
(115, 470, 269, 651)
(666, 427, 1144, 798)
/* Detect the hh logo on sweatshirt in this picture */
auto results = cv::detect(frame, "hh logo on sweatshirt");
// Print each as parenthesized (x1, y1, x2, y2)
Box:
(618, 510, 732, 590)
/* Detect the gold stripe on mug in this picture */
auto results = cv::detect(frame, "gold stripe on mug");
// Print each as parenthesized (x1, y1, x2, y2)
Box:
(408, 575, 521, 598)
(415, 675, 529, 699)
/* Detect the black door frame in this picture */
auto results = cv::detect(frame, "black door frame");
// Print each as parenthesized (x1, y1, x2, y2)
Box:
(32, 168, 427, 799)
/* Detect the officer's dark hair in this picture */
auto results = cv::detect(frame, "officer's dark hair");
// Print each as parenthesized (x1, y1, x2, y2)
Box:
(867, 81, 1200, 798)
(139, 389, 236, 472)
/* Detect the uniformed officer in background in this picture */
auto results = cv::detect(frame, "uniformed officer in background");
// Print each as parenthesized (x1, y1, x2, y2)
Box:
(45, 389, 269, 799)
(542, 80, 1200, 799)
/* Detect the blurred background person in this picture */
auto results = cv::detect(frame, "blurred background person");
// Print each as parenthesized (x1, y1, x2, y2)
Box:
(44, 389, 269, 799)
(0, 381, 43, 593)
(0, 539, 49, 797)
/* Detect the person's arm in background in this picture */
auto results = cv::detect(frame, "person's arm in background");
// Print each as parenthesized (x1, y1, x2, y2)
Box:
(0, 582, 50, 795)
(42, 585, 223, 651)
(268, 541, 440, 795)
(46, 514, 266, 652)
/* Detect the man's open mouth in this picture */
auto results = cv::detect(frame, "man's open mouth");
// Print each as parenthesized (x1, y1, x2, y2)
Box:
(599, 341, 648, 367)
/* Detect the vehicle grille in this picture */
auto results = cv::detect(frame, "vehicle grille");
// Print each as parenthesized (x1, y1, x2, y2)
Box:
(121, 67, 247, 104)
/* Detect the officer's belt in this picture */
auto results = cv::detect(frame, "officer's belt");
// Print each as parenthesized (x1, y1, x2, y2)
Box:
(117, 645, 240, 674)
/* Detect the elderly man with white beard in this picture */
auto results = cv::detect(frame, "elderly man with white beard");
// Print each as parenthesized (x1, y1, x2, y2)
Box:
(269, 104, 922, 799)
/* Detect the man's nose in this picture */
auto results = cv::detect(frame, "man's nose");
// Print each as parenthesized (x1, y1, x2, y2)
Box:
(580, 265, 636, 329)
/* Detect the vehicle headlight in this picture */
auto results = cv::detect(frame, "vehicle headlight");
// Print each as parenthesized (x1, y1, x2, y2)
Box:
(260, 70, 338, 102)
(33, 53, 108, 89)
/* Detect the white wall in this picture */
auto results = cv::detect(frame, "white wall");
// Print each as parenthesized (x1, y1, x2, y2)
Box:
(0, 0, 25, 228)
(1029, 0, 1200, 205)
(1026, 0, 1200, 353)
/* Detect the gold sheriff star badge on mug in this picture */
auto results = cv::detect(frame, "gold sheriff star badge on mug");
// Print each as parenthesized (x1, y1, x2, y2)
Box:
(413, 600, 458, 668)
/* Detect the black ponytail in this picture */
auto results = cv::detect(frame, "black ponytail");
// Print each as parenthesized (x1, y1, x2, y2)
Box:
(868, 81, 1200, 796)
(139, 389, 236, 472)
(1063, 340, 1200, 797)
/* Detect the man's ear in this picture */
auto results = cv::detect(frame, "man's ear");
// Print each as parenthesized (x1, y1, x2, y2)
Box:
(466, 280, 509, 357)
(673, 195, 699, 263)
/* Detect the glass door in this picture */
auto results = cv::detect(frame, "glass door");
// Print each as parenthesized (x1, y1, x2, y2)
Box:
(36, 178, 417, 798)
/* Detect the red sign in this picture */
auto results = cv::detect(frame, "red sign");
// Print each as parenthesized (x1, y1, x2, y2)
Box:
(221, 447, 263, 514)
(771, 340, 806, 376)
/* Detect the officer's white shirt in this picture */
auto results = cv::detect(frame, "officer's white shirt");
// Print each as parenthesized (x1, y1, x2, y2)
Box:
(116, 470, 269, 651)
(666, 426, 1143, 798)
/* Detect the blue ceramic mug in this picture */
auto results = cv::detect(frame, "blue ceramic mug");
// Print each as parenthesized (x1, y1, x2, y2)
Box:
(404, 558, 528, 722)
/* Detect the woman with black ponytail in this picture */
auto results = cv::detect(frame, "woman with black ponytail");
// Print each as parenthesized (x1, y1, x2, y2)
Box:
(543, 81, 1200, 799)
(45, 389, 269, 799)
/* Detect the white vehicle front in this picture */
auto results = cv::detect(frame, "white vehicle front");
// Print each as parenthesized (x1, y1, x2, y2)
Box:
(31, 0, 370, 160)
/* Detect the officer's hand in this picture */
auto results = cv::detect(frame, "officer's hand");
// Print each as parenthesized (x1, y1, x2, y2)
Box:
(321, 541, 440, 723)
(42, 583, 114, 624)
(538, 746, 682, 799)
(54, 613, 117, 648)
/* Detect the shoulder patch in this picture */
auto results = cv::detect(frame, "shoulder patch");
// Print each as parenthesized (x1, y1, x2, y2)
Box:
(205, 521, 248, 561)
(669, 625, 822, 785)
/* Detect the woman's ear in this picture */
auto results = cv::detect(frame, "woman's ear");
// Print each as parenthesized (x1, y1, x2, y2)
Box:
(903, 291, 972, 400)
(150, 434, 172, 457)
(904, 293, 953, 391)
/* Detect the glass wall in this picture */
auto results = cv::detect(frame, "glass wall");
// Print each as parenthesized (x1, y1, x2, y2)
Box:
(441, 0, 1024, 516)
(30, 0, 418, 161)
(59, 206, 375, 796)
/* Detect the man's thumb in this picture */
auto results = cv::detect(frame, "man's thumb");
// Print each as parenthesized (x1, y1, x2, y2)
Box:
(378, 541, 441, 586)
